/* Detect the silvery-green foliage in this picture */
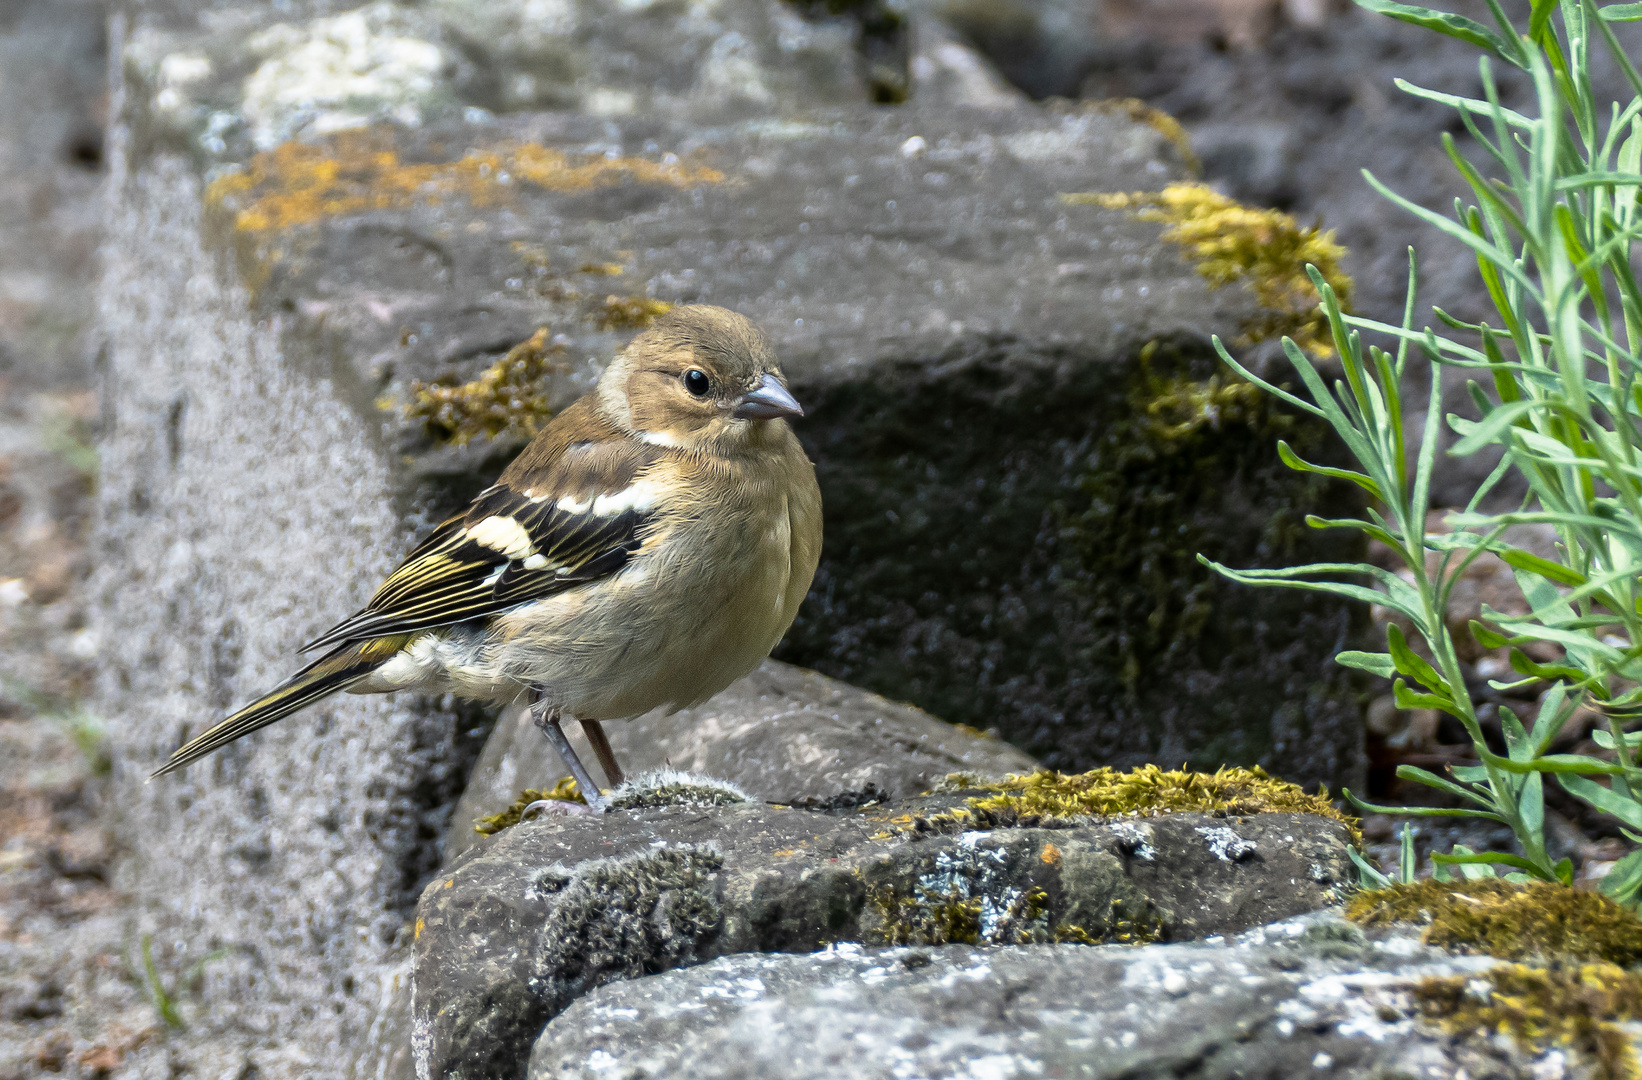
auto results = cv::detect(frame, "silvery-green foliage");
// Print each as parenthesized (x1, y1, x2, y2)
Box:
(1204, 0, 1642, 902)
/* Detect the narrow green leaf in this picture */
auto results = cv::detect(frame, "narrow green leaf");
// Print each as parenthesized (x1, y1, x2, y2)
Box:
(1348, 847, 1395, 890)
(1394, 678, 1463, 715)
(1343, 790, 1505, 819)
(1527, 682, 1569, 753)
(1352, 0, 1521, 60)
(1387, 624, 1453, 697)
(1336, 651, 1399, 678)
(1599, 2, 1642, 19)
(1276, 440, 1385, 496)
(1499, 547, 1588, 586)
(1560, 772, 1642, 830)
(1599, 848, 1642, 905)
(1520, 770, 1545, 836)
(1399, 823, 1419, 884)
(1393, 78, 1533, 127)
(1395, 765, 1501, 808)
(1449, 400, 1541, 455)
(1431, 850, 1546, 876)
(1482, 749, 1625, 774)
(1509, 648, 1592, 685)
(1470, 619, 1509, 649)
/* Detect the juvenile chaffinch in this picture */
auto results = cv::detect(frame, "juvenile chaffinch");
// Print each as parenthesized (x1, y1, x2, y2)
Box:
(153, 305, 823, 809)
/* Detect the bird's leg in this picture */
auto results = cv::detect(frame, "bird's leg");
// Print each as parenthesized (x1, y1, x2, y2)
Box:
(579, 719, 626, 789)
(528, 692, 608, 812)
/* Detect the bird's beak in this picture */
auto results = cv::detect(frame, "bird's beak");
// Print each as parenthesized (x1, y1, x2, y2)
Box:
(733, 374, 804, 420)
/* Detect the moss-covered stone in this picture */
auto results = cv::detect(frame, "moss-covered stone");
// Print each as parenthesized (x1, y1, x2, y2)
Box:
(1413, 963, 1642, 1080)
(777, 334, 1366, 790)
(943, 765, 1362, 847)
(405, 327, 565, 446)
(607, 771, 752, 811)
(913, 766, 1361, 854)
(1347, 879, 1642, 966)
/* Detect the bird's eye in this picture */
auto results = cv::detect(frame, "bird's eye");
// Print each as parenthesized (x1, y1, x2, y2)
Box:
(683, 369, 710, 397)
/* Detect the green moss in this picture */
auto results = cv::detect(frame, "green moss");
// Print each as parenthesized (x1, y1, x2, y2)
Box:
(921, 765, 1362, 848)
(474, 777, 584, 835)
(1347, 879, 1642, 966)
(607, 773, 750, 810)
(867, 884, 985, 946)
(1414, 964, 1642, 1080)
(1053, 898, 1164, 946)
(403, 328, 564, 446)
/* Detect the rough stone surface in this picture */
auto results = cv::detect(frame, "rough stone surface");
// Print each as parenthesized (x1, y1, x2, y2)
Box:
(529, 913, 1543, 1080)
(445, 658, 1041, 862)
(125, 0, 873, 156)
(99, 2, 1362, 1073)
(414, 790, 1354, 1080)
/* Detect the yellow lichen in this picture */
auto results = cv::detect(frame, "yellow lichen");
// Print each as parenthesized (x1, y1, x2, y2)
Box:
(474, 777, 584, 835)
(597, 295, 673, 330)
(942, 765, 1361, 847)
(206, 132, 725, 233)
(1060, 182, 1352, 358)
(403, 328, 563, 445)
(1414, 964, 1642, 1080)
(1347, 879, 1642, 966)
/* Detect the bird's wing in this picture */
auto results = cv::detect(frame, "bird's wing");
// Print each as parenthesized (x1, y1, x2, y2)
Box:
(301, 439, 663, 652)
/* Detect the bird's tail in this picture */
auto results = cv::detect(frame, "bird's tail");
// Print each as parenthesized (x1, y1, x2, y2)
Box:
(149, 635, 409, 779)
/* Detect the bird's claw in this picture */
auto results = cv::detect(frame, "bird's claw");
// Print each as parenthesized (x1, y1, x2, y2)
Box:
(521, 797, 601, 820)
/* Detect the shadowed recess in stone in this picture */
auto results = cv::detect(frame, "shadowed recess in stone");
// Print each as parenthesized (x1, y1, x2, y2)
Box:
(205, 133, 725, 233)
(1347, 879, 1642, 967)
(1063, 182, 1352, 357)
(1413, 963, 1642, 1080)
(778, 334, 1366, 787)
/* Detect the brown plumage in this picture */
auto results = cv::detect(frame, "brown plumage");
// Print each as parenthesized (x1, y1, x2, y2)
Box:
(153, 305, 823, 808)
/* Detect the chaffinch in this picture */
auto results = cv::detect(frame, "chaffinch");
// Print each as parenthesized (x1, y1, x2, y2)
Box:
(153, 305, 823, 809)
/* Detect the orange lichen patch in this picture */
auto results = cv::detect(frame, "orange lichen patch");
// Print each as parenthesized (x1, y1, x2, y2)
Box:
(207, 132, 725, 233)
(598, 295, 673, 330)
(1040, 842, 1062, 865)
(404, 327, 565, 445)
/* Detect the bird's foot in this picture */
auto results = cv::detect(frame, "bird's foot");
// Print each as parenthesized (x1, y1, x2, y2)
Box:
(529, 695, 610, 812)
(521, 797, 599, 820)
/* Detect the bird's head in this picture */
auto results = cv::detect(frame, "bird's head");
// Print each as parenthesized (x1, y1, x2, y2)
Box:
(595, 305, 804, 452)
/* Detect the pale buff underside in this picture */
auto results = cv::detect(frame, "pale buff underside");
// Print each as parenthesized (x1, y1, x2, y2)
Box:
(348, 447, 822, 721)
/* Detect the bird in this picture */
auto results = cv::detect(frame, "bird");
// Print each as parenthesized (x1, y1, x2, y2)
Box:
(151, 305, 823, 811)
